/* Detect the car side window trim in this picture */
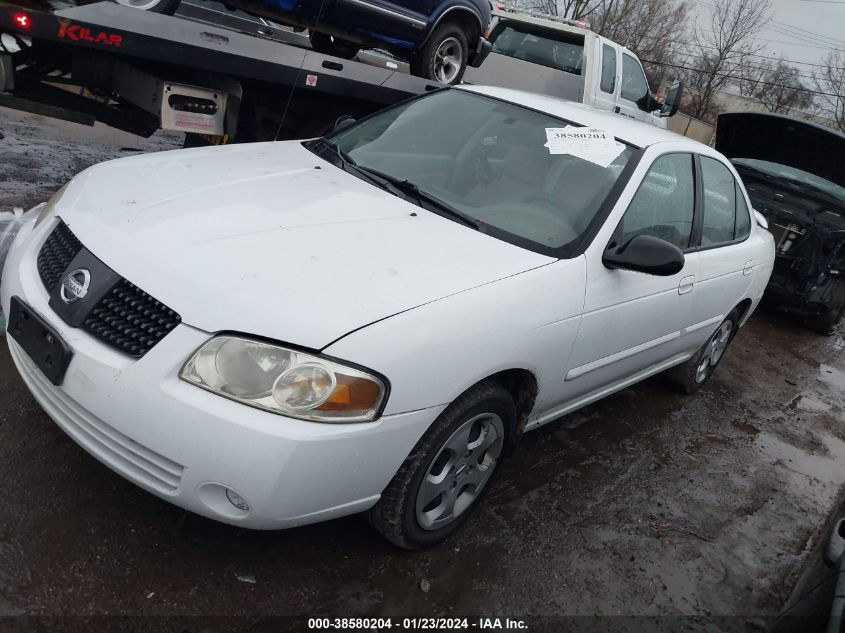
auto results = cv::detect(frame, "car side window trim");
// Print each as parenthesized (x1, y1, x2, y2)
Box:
(688, 153, 753, 252)
(690, 154, 704, 248)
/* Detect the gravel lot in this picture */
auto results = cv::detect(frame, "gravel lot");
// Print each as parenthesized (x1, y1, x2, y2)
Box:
(1, 107, 844, 632)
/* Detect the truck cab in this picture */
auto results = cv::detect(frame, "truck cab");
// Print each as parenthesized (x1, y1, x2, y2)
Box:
(463, 9, 680, 128)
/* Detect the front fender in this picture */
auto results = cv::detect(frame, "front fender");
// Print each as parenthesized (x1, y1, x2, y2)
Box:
(323, 258, 586, 419)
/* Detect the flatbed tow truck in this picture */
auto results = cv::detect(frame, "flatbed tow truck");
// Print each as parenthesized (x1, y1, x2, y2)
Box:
(0, 1, 439, 143)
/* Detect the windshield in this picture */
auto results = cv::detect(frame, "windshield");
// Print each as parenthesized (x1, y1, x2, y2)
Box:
(327, 90, 635, 256)
(733, 158, 845, 203)
(488, 22, 585, 75)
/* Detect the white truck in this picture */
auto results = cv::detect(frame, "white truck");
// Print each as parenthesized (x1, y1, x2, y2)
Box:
(464, 8, 682, 128)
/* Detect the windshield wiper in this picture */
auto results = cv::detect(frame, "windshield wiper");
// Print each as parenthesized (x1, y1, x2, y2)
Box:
(310, 140, 480, 229)
(313, 137, 358, 168)
(353, 167, 480, 230)
(311, 138, 417, 199)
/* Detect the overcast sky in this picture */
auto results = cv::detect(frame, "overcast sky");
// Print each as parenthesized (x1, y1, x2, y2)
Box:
(761, 0, 844, 65)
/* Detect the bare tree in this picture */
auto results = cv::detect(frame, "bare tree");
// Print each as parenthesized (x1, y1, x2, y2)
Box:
(680, 0, 770, 123)
(592, 0, 689, 71)
(814, 49, 845, 132)
(738, 57, 813, 113)
(512, 0, 604, 21)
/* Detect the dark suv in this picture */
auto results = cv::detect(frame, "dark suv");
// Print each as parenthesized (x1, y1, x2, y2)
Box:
(716, 112, 845, 334)
(114, 0, 493, 84)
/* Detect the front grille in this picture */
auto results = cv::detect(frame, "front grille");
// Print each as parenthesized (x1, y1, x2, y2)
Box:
(37, 221, 83, 291)
(37, 222, 181, 358)
(83, 279, 181, 358)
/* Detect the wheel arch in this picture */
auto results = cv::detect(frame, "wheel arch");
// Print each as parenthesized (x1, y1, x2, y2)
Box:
(424, 5, 483, 48)
(475, 368, 538, 442)
(732, 297, 754, 329)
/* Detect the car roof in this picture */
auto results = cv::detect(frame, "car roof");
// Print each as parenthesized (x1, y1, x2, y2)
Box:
(457, 85, 702, 150)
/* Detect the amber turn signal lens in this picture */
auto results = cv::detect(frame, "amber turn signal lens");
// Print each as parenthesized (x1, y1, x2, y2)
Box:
(317, 374, 382, 413)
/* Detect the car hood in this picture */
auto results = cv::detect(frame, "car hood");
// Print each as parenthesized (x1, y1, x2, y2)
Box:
(716, 112, 845, 189)
(56, 142, 553, 349)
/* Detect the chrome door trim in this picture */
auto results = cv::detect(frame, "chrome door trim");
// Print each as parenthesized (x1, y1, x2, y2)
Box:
(564, 330, 681, 381)
(338, 0, 427, 29)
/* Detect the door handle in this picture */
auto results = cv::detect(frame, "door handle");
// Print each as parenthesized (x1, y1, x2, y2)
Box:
(743, 260, 754, 276)
(678, 275, 695, 295)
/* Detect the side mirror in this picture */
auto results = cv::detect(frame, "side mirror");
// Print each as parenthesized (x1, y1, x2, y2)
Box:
(603, 234, 685, 276)
(332, 115, 357, 133)
(659, 79, 683, 118)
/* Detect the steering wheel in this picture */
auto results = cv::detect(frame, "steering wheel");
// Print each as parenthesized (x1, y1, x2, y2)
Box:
(473, 147, 495, 185)
(449, 145, 495, 193)
(518, 193, 580, 238)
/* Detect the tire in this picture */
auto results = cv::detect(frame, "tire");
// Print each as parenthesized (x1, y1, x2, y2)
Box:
(309, 32, 360, 60)
(112, 0, 181, 13)
(410, 21, 469, 85)
(368, 380, 515, 549)
(667, 311, 738, 395)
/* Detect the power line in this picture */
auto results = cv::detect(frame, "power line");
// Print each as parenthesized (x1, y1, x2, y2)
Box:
(693, 0, 845, 48)
(637, 35, 845, 74)
(640, 58, 843, 98)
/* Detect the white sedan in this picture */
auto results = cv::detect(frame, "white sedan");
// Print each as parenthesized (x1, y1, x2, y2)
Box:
(1, 86, 774, 548)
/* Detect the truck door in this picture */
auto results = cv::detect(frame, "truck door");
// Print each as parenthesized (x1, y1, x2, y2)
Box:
(591, 41, 619, 113)
(617, 52, 653, 124)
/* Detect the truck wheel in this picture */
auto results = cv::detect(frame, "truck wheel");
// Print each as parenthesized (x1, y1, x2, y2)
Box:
(368, 380, 514, 549)
(411, 22, 469, 85)
(112, 0, 181, 13)
(667, 311, 738, 395)
(309, 32, 360, 60)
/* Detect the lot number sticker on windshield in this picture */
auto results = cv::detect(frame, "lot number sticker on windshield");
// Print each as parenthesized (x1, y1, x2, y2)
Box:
(544, 127, 626, 168)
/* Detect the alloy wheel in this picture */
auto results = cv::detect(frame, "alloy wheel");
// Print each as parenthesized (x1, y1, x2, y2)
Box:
(695, 320, 733, 384)
(415, 412, 504, 530)
(433, 37, 463, 84)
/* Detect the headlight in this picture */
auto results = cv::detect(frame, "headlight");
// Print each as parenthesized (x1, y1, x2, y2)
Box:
(180, 336, 387, 423)
(35, 183, 69, 227)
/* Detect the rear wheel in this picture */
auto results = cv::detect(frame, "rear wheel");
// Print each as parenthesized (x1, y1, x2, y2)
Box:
(667, 312, 738, 395)
(411, 21, 469, 85)
(368, 380, 514, 549)
(309, 32, 360, 60)
(113, 0, 181, 13)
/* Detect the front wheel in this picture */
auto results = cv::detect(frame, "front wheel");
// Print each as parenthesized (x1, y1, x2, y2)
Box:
(113, 0, 181, 13)
(411, 22, 469, 85)
(667, 312, 738, 395)
(368, 380, 514, 549)
(309, 32, 360, 60)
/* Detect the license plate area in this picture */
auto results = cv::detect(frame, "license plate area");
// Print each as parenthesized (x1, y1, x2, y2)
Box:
(7, 296, 73, 385)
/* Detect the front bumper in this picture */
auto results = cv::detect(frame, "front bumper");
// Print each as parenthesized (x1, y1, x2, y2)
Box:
(1, 217, 443, 529)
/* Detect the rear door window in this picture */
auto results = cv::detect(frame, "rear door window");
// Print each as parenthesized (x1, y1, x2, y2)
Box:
(701, 156, 749, 245)
(600, 44, 616, 94)
(734, 181, 751, 240)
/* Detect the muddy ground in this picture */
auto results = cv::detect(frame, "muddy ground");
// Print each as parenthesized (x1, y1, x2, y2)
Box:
(1, 107, 844, 631)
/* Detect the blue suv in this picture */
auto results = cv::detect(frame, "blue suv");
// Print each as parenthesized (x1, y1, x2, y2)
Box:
(114, 0, 493, 84)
